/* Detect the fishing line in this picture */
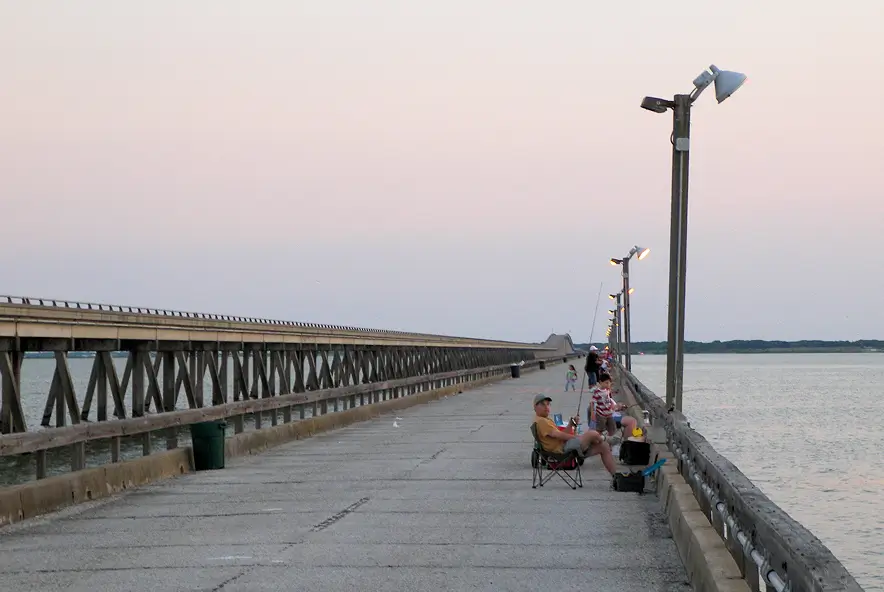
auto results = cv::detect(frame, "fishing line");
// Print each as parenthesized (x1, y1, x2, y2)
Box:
(576, 281, 604, 418)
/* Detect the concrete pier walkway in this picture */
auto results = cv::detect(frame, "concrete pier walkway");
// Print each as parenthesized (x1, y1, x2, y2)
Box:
(0, 367, 689, 592)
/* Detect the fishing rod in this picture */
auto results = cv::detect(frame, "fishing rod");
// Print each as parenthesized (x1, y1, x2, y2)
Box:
(574, 281, 604, 423)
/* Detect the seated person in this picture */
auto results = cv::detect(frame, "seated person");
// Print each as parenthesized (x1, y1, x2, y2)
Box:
(591, 372, 638, 443)
(532, 394, 616, 474)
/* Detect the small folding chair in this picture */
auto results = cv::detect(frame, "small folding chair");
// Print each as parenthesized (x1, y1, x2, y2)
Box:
(530, 423, 583, 490)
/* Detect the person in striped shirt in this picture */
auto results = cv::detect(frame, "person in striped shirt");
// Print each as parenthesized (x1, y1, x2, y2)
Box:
(589, 372, 637, 443)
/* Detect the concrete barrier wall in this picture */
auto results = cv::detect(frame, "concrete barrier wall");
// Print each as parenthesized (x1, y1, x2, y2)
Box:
(651, 444, 751, 592)
(0, 361, 562, 529)
(615, 369, 750, 592)
(0, 449, 192, 528)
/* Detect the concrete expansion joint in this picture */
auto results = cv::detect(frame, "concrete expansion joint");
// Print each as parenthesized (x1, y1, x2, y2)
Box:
(310, 497, 371, 532)
(208, 568, 255, 592)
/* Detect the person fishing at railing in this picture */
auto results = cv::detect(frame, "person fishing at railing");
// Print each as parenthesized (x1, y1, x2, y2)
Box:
(585, 345, 602, 387)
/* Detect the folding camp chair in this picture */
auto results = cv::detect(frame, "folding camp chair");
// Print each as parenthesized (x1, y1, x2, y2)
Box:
(530, 423, 583, 490)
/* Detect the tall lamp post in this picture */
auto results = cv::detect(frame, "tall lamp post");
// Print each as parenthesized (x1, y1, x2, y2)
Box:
(641, 64, 746, 411)
(606, 317, 617, 354)
(608, 293, 623, 363)
(607, 309, 620, 359)
(610, 246, 650, 372)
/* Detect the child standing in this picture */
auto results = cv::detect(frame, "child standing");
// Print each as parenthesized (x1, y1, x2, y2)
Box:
(564, 365, 578, 391)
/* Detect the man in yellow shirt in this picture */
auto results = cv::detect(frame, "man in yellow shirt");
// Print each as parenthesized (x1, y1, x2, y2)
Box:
(532, 394, 616, 474)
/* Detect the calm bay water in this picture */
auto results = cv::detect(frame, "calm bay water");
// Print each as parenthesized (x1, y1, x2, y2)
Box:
(632, 353, 884, 591)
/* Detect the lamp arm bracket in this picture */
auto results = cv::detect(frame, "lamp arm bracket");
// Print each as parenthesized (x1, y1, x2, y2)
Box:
(690, 68, 716, 101)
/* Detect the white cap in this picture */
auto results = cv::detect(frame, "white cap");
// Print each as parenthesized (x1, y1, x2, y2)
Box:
(590, 346, 598, 351)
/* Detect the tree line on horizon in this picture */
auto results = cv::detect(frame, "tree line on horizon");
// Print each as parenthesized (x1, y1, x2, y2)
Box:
(574, 339, 884, 354)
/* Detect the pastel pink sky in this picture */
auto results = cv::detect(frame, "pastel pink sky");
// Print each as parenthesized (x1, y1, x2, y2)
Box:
(2, 1, 883, 342)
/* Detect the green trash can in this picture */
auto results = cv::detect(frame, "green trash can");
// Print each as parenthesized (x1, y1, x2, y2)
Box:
(190, 420, 227, 471)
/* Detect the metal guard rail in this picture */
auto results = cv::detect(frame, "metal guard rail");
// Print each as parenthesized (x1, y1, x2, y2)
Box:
(0, 295, 532, 345)
(622, 369, 863, 592)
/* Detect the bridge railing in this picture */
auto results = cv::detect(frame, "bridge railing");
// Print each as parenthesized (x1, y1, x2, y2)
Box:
(0, 294, 516, 343)
(621, 368, 863, 592)
(0, 294, 407, 333)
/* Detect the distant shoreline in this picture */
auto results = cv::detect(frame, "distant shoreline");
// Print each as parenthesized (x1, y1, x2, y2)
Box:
(22, 351, 128, 359)
(625, 349, 879, 355)
(18, 342, 884, 359)
(577, 340, 883, 355)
